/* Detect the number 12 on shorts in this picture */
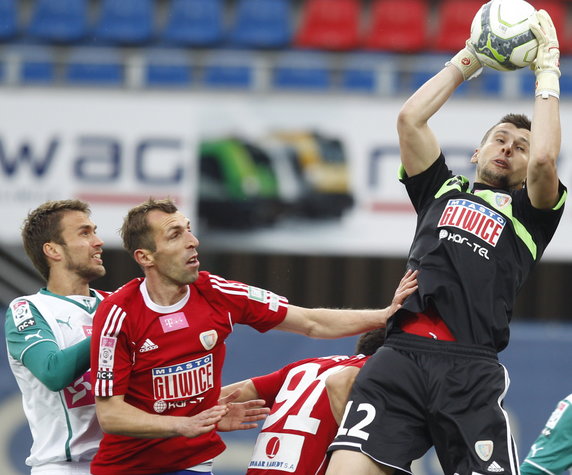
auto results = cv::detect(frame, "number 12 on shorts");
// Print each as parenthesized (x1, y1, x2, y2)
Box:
(336, 401, 376, 441)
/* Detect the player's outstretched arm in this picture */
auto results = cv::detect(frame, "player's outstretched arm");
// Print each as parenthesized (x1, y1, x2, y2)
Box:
(397, 43, 478, 177)
(95, 394, 228, 438)
(274, 270, 417, 339)
(527, 9, 562, 209)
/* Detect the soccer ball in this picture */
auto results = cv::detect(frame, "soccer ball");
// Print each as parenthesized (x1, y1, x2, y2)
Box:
(469, 0, 539, 71)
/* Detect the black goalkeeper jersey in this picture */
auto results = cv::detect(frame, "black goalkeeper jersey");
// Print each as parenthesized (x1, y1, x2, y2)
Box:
(389, 154, 567, 352)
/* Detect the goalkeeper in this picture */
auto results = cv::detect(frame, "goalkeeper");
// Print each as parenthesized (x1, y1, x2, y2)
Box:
(326, 9, 566, 475)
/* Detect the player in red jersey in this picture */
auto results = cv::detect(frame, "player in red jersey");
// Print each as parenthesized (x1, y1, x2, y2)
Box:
(220, 328, 389, 475)
(90, 198, 418, 475)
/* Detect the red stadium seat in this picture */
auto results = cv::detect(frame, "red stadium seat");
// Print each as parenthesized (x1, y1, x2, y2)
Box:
(361, 0, 429, 53)
(294, 0, 361, 51)
(433, 0, 483, 52)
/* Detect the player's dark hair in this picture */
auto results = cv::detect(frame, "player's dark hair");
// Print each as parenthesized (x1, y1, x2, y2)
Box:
(355, 327, 386, 356)
(121, 197, 179, 255)
(480, 113, 532, 145)
(21, 199, 91, 280)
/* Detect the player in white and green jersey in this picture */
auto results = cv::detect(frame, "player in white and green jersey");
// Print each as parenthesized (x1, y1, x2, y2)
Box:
(521, 394, 572, 475)
(4, 199, 108, 475)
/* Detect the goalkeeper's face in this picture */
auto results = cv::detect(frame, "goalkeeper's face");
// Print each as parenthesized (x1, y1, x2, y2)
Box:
(471, 123, 530, 191)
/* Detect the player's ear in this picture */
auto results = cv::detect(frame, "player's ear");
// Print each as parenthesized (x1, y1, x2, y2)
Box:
(134, 248, 153, 268)
(43, 242, 63, 262)
(470, 149, 480, 164)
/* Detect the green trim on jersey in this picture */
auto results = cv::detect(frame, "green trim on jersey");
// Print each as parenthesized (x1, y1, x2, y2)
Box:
(38, 288, 101, 314)
(521, 395, 572, 474)
(58, 391, 73, 461)
(434, 175, 470, 198)
(553, 189, 567, 211)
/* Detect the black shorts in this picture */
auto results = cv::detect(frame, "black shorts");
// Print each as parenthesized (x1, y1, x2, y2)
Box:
(329, 334, 520, 475)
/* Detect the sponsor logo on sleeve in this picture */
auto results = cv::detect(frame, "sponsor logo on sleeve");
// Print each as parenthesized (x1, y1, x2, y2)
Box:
(248, 286, 266, 303)
(152, 354, 214, 404)
(159, 312, 189, 333)
(438, 199, 506, 247)
(11, 300, 37, 331)
(98, 336, 117, 369)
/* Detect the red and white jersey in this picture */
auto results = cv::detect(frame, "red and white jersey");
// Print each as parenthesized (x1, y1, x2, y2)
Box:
(90, 271, 288, 475)
(247, 354, 369, 475)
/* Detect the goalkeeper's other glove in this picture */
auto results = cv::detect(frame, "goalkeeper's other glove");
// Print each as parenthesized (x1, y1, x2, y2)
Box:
(447, 40, 483, 80)
(530, 9, 560, 99)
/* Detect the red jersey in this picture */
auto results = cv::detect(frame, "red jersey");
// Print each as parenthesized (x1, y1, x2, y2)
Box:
(90, 271, 288, 475)
(247, 354, 369, 475)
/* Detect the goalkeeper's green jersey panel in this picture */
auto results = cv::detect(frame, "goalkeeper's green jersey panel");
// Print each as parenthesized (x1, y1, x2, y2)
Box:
(5, 289, 108, 468)
(521, 394, 572, 475)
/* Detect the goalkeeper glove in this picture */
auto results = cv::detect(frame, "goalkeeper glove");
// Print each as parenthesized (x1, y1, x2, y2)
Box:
(530, 9, 560, 99)
(447, 40, 483, 80)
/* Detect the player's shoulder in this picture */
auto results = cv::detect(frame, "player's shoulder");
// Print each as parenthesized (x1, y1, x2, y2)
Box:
(6, 291, 43, 314)
(92, 289, 113, 299)
(194, 271, 246, 295)
(102, 278, 143, 304)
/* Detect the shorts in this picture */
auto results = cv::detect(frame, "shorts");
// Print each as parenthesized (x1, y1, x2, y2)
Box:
(329, 333, 520, 475)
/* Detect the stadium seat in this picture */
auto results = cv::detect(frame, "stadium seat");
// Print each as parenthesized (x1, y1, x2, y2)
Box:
(0, 0, 18, 42)
(15, 45, 56, 84)
(92, 0, 154, 45)
(202, 50, 255, 89)
(361, 0, 429, 53)
(272, 51, 332, 90)
(406, 53, 469, 95)
(294, 0, 360, 51)
(27, 0, 89, 44)
(64, 47, 124, 86)
(228, 0, 292, 49)
(432, 0, 484, 52)
(161, 0, 224, 47)
(144, 48, 193, 87)
(340, 53, 396, 94)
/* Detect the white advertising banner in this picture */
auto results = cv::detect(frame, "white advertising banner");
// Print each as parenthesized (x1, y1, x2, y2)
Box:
(1, 90, 570, 260)
(0, 89, 198, 246)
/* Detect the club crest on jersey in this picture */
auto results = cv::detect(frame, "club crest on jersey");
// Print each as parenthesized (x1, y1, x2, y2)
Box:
(475, 440, 494, 461)
(200, 330, 218, 350)
(438, 199, 506, 247)
(494, 193, 512, 208)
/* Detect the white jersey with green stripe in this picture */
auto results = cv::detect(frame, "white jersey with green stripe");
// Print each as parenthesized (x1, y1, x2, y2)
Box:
(5, 288, 108, 469)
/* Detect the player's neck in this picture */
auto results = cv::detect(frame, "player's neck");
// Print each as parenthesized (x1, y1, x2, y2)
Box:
(46, 273, 91, 297)
(144, 276, 188, 307)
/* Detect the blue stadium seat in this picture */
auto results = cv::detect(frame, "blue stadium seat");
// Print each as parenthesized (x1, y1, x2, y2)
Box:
(92, 0, 154, 45)
(27, 0, 89, 44)
(64, 47, 123, 86)
(228, 0, 292, 49)
(162, 0, 224, 47)
(0, 0, 18, 42)
(272, 51, 332, 90)
(340, 53, 396, 94)
(14, 46, 56, 84)
(407, 53, 468, 96)
(202, 50, 255, 89)
(144, 48, 193, 87)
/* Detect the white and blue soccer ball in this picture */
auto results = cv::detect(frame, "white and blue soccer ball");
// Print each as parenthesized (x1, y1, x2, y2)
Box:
(469, 0, 539, 71)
